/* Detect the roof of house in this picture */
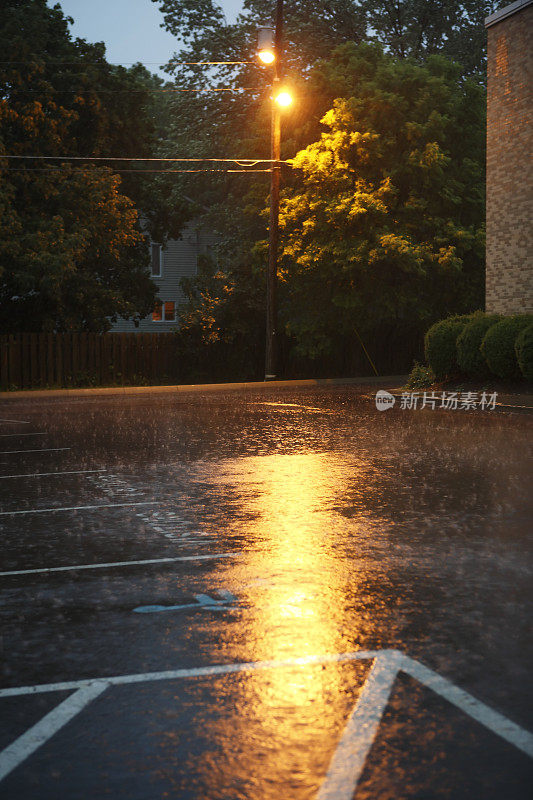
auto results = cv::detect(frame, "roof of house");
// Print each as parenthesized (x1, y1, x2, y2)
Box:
(485, 0, 533, 28)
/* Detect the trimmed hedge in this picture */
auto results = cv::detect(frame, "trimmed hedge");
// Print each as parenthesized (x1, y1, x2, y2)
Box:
(419, 312, 533, 382)
(424, 314, 473, 380)
(457, 312, 501, 378)
(515, 323, 533, 381)
(481, 315, 533, 380)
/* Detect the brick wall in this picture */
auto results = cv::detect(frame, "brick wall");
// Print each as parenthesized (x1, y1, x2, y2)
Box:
(486, 0, 533, 314)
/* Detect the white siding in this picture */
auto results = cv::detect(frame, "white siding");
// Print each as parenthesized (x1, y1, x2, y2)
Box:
(112, 222, 219, 333)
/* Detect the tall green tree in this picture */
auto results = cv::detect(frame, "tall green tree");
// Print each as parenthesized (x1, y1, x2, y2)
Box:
(154, 0, 507, 80)
(0, 165, 157, 332)
(362, 1, 506, 79)
(152, 1, 494, 375)
(0, 0, 189, 332)
(278, 44, 486, 358)
(176, 42, 486, 371)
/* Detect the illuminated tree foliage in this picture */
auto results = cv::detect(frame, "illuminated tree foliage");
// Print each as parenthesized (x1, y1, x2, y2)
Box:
(0, 165, 158, 332)
(278, 44, 486, 358)
(0, 0, 188, 332)
(149, 1, 494, 375)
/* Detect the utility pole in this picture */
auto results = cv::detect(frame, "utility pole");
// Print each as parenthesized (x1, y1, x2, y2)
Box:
(265, 0, 284, 380)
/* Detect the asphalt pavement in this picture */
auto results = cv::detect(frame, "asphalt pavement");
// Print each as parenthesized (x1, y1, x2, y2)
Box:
(0, 386, 532, 799)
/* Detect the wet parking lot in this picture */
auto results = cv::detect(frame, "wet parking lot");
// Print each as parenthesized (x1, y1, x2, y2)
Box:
(0, 385, 532, 799)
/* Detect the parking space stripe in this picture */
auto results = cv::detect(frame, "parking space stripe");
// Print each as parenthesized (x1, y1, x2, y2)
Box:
(0, 652, 381, 697)
(134, 601, 222, 613)
(0, 433, 46, 438)
(402, 654, 533, 759)
(0, 553, 239, 577)
(0, 683, 107, 782)
(0, 469, 106, 480)
(134, 589, 239, 613)
(317, 651, 402, 800)
(0, 501, 157, 516)
(0, 448, 70, 455)
(1, 650, 531, 790)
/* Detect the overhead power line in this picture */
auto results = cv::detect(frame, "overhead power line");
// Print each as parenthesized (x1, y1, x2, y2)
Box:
(5, 167, 272, 174)
(9, 87, 259, 93)
(0, 61, 255, 66)
(172, 61, 254, 66)
(1, 155, 292, 166)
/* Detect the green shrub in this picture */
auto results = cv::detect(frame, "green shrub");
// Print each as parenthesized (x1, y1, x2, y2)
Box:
(406, 361, 435, 389)
(515, 323, 533, 381)
(424, 314, 473, 380)
(481, 315, 533, 379)
(457, 312, 501, 378)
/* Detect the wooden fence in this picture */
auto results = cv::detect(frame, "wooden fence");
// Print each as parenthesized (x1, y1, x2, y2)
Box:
(0, 333, 181, 390)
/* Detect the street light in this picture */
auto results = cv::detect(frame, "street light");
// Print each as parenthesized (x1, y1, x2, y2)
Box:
(257, 26, 275, 64)
(274, 89, 293, 107)
(257, 1, 288, 381)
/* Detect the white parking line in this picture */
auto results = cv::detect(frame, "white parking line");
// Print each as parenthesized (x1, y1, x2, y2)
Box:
(0, 433, 46, 438)
(0, 649, 531, 787)
(135, 508, 204, 543)
(0, 651, 380, 697)
(134, 601, 229, 613)
(0, 469, 106, 480)
(0, 501, 157, 517)
(0, 683, 107, 782)
(317, 652, 403, 800)
(318, 651, 533, 799)
(0, 650, 378, 698)
(0, 553, 239, 577)
(134, 589, 239, 614)
(404, 657, 533, 760)
(0, 448, 70, 455)
(0, 419, 31, 424)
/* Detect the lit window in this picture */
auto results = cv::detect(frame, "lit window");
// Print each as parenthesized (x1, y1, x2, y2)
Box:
(152, 303, 162, 321)
(151, 243, 162, 277)
(164, 301, 176, 321)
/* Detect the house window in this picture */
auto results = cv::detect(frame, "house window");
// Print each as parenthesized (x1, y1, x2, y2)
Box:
(151, 243, 162, 277)
(152, 301, 175, 322)
(164, 301, 176, 321)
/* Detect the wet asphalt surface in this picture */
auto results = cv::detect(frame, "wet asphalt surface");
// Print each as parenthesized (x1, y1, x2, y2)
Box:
(0, 386, 532, 799)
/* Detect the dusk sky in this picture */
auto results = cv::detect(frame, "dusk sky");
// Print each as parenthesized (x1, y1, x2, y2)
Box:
(52, 0, 244, 76)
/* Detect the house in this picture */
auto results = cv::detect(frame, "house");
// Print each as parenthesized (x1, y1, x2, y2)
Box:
(111, 221, 218, 332)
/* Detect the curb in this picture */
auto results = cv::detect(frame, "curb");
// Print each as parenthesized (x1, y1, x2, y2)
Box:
(0, 375, 408, 402)
(386, 391, 533, 414)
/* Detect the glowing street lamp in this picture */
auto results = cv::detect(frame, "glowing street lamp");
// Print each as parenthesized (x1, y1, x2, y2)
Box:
(274, 89, 293, 107)
(258, 49, 275, 65)
(257, 25, 275, 65)
(257, 2, 290, 380)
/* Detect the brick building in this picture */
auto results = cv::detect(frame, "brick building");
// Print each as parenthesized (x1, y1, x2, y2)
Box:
(485, 0, 532, 314)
